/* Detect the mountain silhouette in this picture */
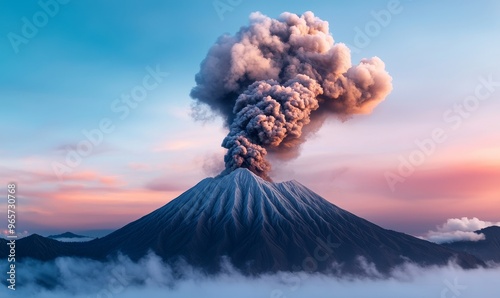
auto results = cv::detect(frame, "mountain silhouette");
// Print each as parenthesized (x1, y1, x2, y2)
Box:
(0, 169, 484, 274)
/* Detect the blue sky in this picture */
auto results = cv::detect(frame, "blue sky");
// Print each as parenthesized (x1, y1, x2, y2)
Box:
(1, 0, 499, 236)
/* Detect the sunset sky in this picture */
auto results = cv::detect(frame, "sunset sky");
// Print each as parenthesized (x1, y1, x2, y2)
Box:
(1, 0, 499, 237)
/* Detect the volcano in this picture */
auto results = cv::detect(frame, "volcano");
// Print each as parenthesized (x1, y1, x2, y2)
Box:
(1, 169, 483, 274)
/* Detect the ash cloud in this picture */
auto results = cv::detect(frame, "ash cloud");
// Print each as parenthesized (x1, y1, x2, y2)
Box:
(191, 11, 392, 179)
(1, 254, 499, 298)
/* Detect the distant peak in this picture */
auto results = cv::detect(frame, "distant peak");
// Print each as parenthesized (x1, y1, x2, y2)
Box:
(48, 232, 88, 239)
(28, 234, 46, 240)
(477, 225, 500, 233)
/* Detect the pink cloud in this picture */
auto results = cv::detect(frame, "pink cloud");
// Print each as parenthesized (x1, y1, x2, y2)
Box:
(153, 140, 198, 152)
(272, 159, 500, 235)
(145, 179, 188, 192)
(391, 164, 500, 200)
(14, 186, 181, 231)
(0, 167, 123, 190)
(128, 163, 152, 171)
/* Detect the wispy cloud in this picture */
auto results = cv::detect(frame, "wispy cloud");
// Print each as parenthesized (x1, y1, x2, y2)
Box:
(128, 162, 152, 171)
(153, 140, 199, 152)
(145, 178, 189, 192)
(421, 217, 500, 243)
(1, 254, 498, 298)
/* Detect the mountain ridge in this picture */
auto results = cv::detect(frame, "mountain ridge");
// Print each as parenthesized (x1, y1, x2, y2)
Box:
(443, 226, 500, 263)
(0, 169, 485, 274)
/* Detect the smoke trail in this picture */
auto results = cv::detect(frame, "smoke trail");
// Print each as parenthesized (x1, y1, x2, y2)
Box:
(191, 11, 393, 179)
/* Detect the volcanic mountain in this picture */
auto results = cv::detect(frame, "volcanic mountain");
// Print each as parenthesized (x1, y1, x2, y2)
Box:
(0, 169, 484, 274)
(442, 226, 500, 263)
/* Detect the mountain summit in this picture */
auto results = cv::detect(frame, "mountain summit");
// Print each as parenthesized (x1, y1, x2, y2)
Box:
(1, 169, 483, 274)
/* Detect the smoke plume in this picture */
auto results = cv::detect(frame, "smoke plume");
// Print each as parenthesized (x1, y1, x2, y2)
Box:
(191, 11, 393, 179)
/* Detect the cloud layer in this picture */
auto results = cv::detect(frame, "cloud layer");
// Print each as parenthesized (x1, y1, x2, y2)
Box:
(1, 253, 498, 298)
(422, 217, 500, 243)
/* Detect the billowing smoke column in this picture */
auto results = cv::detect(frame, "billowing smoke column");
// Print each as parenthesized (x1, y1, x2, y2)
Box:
(191, 11, 393, 180)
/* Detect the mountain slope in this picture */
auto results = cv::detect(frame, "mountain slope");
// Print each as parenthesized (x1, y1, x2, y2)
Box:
(443, 226, 500, 263)
(2, 169, 484, 274)
(0, 234, 88, 261)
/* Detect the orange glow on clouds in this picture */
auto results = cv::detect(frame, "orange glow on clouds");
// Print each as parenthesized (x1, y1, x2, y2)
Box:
(21, 187, 182, 230)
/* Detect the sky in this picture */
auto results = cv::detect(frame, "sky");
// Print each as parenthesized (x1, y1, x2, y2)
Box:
(0, 0, 499, 237)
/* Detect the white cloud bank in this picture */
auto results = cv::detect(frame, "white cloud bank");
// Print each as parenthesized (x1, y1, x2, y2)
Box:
(0, 253, 499, 298)
(422, 217, 500, 244)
